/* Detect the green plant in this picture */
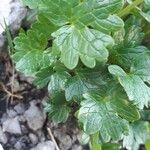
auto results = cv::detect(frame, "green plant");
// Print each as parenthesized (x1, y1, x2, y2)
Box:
(13, 0, 150, 149)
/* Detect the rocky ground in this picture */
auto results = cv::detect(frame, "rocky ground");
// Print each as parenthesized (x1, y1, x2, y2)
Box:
(0, 0, 89, 150)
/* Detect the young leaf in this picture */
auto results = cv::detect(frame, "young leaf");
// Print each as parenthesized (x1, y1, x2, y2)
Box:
(131, 52, 150, 84)
(123, 121, 150, 150)
(109, 65, 150, 108)
(65, 75, 98, 101)
(48, 72, 70, 96)
(46, 103, 70, 123)
(78, 94, 128, 140)
(52, 25, 114, 69)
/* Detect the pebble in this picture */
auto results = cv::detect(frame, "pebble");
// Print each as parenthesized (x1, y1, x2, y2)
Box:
(14, 141, 26, 150)
(24, 103, 46, 131)
(0, 126, 7, 144)
(31, 141, 55, 150)
(3, 117, 22, 134)
(14, 103, 25, 115)
(29, 133, 38, 145)
(0, 144, 4, 150)
(7, 109, 17, 118)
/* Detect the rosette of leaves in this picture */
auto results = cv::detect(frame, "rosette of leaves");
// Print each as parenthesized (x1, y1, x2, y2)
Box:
(13, 0, 150, 149)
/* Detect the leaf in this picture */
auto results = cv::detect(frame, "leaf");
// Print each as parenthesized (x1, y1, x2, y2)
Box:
(78, 92, 132, 141)
(91, 15, 124, 34)
(111, 98, 140, 122)
(13, 29, 55, 75)
(33, 67, 54, 88)
(123, 121, 150, 150)
(46, 103, 70, 123)
(52, 25, 114, 69)
(48, 72, 70, 97)
(65, 75, 99, 101)
(32, 15, 58, 38)
(23, 0, 41, 9)
(131, 52, 150, 84)
(102, 143, 120, 150)
(13, 51, 52, 75)
(109, 65, 150, 109)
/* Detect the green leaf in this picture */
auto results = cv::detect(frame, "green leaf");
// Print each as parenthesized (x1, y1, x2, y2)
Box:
(78, 92, 130, 141)
(102, 143, 120, 150)
(123, 121, 150, 150)
(65, 75, 98, 101)
(52, 25, 114, 69)
(91, 15, 124, 34)
(48, 72, 70, 96)
(32, 15, 58, 38)
(33, 67, 54, 88)
(131, 52, 150, 84)
(46, 104, 70, 123)
(109, 65, 150, 109)
(13, 51, 52, 75)
(22, 0, 41, 9)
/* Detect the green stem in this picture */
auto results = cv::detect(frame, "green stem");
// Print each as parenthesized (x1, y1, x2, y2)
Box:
(90, 132, 102, 150)
(118, 0, 144, 17)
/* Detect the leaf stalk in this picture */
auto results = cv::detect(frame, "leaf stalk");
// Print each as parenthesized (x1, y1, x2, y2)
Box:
(118, 0, 144, 17)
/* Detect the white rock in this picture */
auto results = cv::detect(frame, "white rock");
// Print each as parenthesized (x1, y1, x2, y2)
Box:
(14, 103, 25, 115)
(14, 141, 25, 150)
(29, 133, 38, 145)
(0, 144, 4, 150)
(31, 141, 55, 150)
(0, 126, 7, 144)
(7, 109, 17, 118)
(24, 103, 46, 131)
(3, 117, 22, 134)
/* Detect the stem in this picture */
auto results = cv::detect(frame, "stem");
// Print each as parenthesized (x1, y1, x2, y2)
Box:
(118, 0, 144, 17)
(90, 132, 101, 150)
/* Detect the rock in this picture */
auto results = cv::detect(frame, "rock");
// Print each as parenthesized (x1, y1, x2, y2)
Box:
(31, 141, 55, 150)
(59, 134, 72, 150)
(3, 117, 22, 134)
(37, 130, 46, 142)
(18, 115, 26, 122)
(14, 141, 26, 150)
(0, 113, 8, 124)
(7, 109, 17, 118)
(8, 0, 27, 33)
(0, 35, 5, 51)
(0, 126, 7, 144)
(21, 125, 28, 134)
(14, 103, 25, 115)
(29, 133, 38, 145)
(71, 144, 82, 150)
(24, 103, 46, 131)
(0, 144, 4, 150)
(54, 130, 72, 150)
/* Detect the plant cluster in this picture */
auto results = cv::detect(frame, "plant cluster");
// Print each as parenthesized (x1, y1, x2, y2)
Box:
(13, 0, 150, 149)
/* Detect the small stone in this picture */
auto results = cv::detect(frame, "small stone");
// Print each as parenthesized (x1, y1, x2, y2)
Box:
(37, 130, 46, 142)
(54, 130, 72, 150)
(0, 144, 4, 150)
(18, 115, 26, 122)
(24, 103, 46, 131)
(59, 135, 72, 150)
(7, 109, 17, 118)
(31, 141, 55, 150)
(29, 133, 38, 145)
(0, 113, 7, 125)
(21, 125, 28, 134)
(0, 126, 7, 144)
(9, 136, 17, 145)
(71, 144, 82, 150)
(14, 103, 25, 115)
(3, 117, 22, 134)
(14, 141, 26, 150)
